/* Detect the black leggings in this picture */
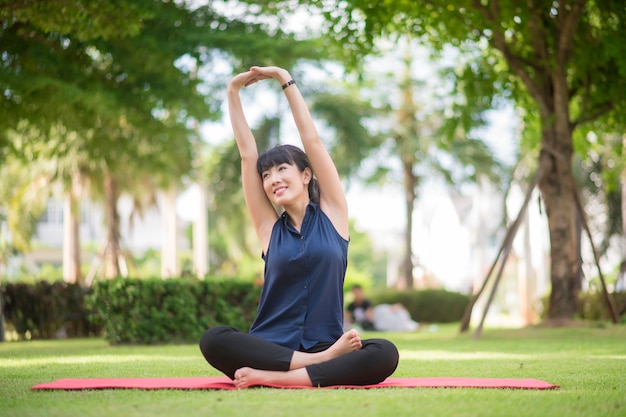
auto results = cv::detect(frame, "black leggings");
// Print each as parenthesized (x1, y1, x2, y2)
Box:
(199, 326, 399, 387)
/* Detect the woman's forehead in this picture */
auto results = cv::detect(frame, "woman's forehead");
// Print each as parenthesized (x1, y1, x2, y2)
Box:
(261, 161, 292, 171)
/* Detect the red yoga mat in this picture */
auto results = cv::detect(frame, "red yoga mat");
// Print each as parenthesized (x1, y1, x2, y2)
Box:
(31, 376, 559, 390)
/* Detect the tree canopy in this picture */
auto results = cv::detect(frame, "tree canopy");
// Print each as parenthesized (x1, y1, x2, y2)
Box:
(0, 0, 323, 279)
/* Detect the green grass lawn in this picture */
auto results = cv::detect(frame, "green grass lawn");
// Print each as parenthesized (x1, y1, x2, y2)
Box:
(1, 323, 625, 417)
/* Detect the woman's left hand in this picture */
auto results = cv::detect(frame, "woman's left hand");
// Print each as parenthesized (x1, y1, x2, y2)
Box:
(249, 66, 291, 84)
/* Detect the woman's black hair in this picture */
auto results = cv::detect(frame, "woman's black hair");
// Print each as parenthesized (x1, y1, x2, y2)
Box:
(257, 144, 320, 203)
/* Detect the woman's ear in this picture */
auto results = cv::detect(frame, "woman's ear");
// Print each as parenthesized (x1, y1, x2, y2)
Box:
(303, 167, 312, 185)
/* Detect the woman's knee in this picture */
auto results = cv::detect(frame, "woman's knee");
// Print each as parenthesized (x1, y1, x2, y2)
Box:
(381, 339, 400, 371)
(199, 325, 237, 358)
(369, 338, 400, 376)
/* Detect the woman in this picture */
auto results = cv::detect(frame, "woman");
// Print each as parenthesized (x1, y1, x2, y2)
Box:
(199, 65, 399, 389)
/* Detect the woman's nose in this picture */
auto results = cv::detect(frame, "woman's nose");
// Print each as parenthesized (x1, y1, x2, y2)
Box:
(269, 170, 281, 183)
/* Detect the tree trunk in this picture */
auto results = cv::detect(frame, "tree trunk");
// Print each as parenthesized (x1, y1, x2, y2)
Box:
(618, 134, 626, 290)
(401, 157, 417, 289)
(538, 121, 581, 320)
(622, 134, 626, 244)
(483, 0, 587, 322)
(103, 170, 122, 279)
(396, 56, 418, 290)
(193, 184, 208, 279)
(62, 171, 83, 284)
(538, 26, 586, 319)
(161, 187, 178, 278)
(518, 209, 535, 325)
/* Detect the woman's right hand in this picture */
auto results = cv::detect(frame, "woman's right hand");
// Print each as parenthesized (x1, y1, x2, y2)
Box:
(228, 71, 253, 92)
(228, 70, 272, 92)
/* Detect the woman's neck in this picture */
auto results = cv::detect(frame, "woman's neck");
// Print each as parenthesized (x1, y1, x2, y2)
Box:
(283, 197, 311, 233)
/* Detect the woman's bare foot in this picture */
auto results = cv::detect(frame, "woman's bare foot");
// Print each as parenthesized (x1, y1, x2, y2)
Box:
(233, 367, 312, 389)
(322, 329, 362, 360)
(289, 329, 362, 370)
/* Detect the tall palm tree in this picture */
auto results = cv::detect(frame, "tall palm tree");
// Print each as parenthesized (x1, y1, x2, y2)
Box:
(396, 62, 502, 288)
(353, 41, 505, 289)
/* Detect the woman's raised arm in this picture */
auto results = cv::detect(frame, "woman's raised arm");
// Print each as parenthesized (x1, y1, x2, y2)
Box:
(227, 71, 278, 252)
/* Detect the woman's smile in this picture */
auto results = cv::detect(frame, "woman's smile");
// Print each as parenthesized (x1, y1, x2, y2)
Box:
(273, 185, 288, 196)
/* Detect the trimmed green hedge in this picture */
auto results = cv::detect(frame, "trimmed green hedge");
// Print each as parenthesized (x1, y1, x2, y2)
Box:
(86, 277, 262, 344)
(536, 291, 626, 322)
(578, 291, 626, 322)
(369, 288, 471, 323)
(1, 278, 262, 344)
(9, 279, 621, 344)
(2, 281, 102, 339)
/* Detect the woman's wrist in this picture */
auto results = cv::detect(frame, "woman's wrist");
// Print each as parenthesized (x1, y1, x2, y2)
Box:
(276, 69, 292, 85)
(281, 79, 296, 90)
(226, 85, 239, 95)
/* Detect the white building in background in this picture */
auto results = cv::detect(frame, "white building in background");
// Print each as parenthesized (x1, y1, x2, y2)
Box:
(27, 198, 102, 268)
(19, 193, 191, 278)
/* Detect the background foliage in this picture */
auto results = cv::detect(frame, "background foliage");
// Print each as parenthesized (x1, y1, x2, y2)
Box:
(370, 288, 470, 324)
(86, 277, 262, 344)
(2, 281, 101, 339)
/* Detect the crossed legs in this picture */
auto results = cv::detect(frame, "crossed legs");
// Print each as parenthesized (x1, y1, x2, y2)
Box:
(232, 329, 362, 388)
(199, 326, 398, 388)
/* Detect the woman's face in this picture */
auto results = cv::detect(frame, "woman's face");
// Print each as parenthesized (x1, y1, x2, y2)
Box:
(261, 162, 311, 206)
